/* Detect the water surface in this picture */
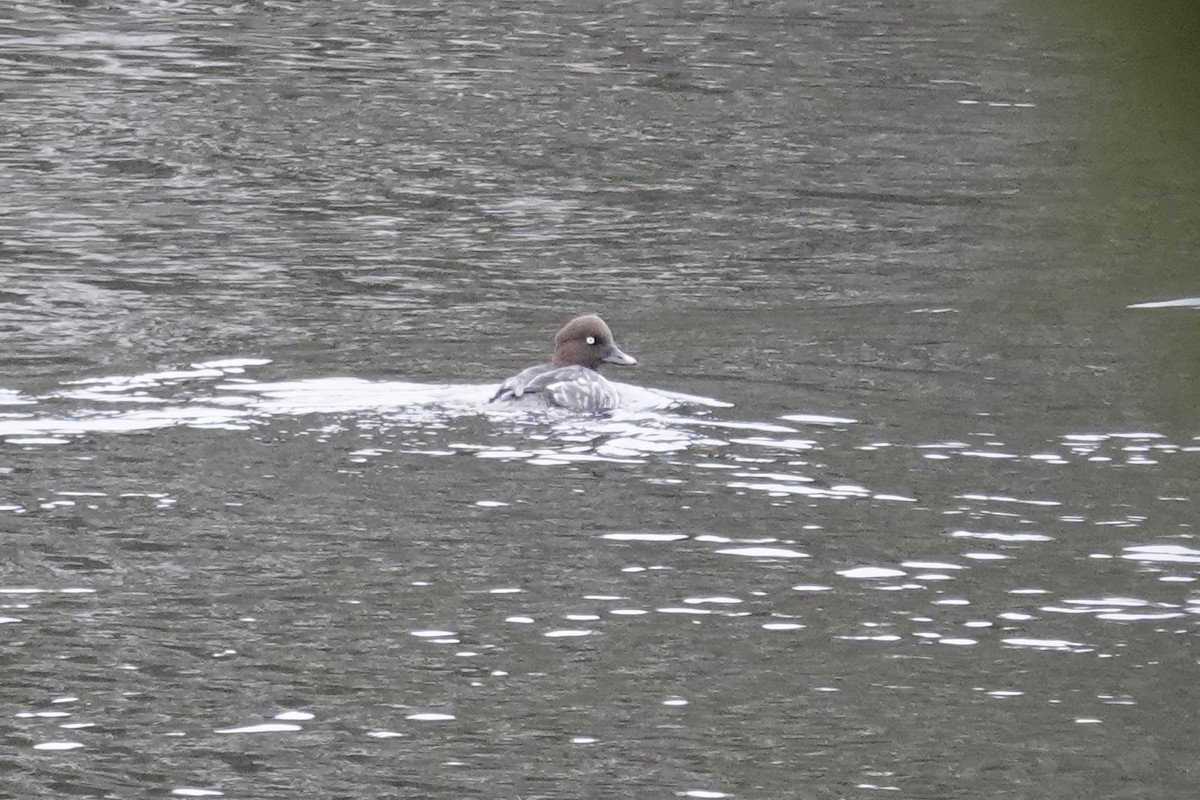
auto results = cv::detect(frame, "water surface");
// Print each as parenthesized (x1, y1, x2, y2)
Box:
(3, 1, 1200, 798)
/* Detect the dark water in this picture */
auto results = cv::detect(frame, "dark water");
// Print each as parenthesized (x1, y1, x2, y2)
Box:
(3, 1, 1200, 798)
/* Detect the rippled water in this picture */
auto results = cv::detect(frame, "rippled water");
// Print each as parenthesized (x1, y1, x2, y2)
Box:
(4, 1, 1200, 798)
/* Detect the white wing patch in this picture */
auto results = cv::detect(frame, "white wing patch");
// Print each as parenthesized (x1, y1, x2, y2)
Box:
(545, 373, 619, 412)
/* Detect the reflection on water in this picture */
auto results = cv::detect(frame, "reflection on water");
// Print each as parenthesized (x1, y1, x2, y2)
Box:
(6, 372, 1198, 658)
(5, 359, 1200, 797)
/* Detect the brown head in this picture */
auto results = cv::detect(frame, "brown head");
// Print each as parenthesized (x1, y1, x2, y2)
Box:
(550, 314, 637, 370)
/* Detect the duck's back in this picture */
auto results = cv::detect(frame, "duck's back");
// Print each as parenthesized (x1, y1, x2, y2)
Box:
(491, 364, 622, 413)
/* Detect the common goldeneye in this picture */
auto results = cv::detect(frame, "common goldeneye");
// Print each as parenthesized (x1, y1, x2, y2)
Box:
(490, 314, 637, 413)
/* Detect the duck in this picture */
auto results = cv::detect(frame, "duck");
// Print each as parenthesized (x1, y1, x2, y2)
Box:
(490, 314, 637, 413)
